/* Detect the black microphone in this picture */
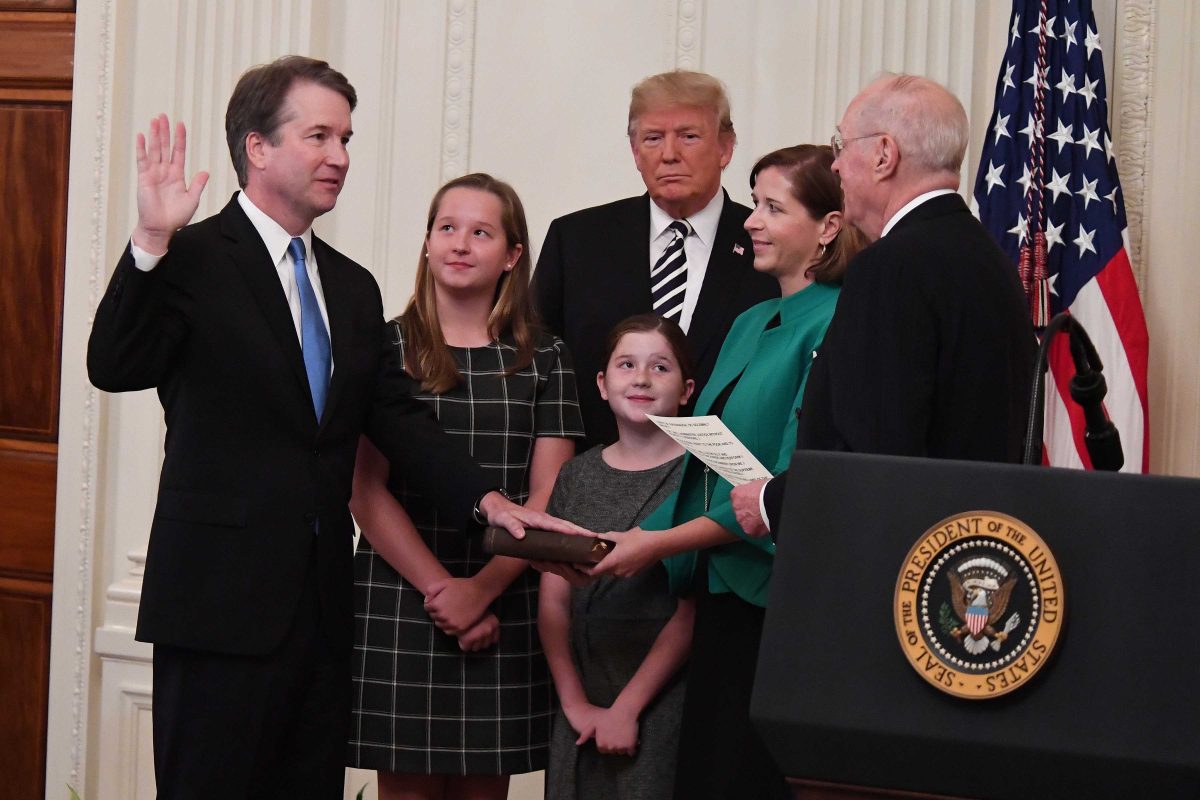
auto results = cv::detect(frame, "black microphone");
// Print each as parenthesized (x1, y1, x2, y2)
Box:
(1023, 312, 1124, 471)
(1066, 344, 1124, 472)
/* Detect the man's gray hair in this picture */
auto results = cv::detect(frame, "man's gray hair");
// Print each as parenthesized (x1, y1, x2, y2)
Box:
(856, 73, 968, 175)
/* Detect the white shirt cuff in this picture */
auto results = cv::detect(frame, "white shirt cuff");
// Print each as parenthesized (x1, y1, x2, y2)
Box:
(758, 479, 772, 533)
(129, 238, 166, 272)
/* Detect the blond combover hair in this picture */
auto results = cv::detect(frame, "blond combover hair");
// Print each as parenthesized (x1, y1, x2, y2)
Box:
(627, 70, 736, 142)
(400, 173, 539, 394)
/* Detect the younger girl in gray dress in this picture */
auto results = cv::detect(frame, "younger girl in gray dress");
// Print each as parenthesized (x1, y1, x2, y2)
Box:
(540, 314, 697, 800)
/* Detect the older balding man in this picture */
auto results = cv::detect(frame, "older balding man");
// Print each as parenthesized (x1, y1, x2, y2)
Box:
(733, 74, 1035, 536)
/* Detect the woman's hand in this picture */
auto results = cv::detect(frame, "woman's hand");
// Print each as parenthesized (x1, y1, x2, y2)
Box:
(424, 576, 491, 635)
(456, 613, 499, 652)
(586, 528, 661, 578)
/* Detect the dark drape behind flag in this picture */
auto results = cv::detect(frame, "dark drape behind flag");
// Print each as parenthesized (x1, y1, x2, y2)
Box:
(972, 0, 1149, 472)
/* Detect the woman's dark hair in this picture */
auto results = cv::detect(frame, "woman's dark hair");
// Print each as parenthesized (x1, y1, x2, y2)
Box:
(601, 313, 695, 383)
(749, 144, 866, 284)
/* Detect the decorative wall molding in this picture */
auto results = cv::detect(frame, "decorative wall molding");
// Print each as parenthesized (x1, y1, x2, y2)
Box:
(118, 682, 154, 800)
(1113, 0, 1155, 289)
(440, 0, 476, 182)
(68, 0, 115, 786)
(173, 1, 318, 218)
(675, 0, 703, 70)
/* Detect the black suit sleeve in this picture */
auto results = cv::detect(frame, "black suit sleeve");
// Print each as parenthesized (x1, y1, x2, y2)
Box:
(364, 327, 491, 532)
(88, 245, 189, 392)
(863, 258, 939, 455)
(800, 246, 938, 457)
(531, 219, 565, 337)
(763, 473, 786, 535)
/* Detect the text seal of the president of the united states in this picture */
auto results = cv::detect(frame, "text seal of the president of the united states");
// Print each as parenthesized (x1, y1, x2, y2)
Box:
(893, 511, 1065, 699)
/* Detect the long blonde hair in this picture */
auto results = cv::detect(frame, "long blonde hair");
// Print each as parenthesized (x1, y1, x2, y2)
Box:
(400, 173, 539, 394)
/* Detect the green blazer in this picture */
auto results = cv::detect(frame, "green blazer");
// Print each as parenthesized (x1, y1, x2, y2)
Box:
(641, 282, 840, 607)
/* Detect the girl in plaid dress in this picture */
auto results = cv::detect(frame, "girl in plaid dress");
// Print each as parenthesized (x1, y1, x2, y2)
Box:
(348, 173, 583, 800)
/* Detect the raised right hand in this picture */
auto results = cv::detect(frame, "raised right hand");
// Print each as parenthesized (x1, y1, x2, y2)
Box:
(132, 114, 209, 255)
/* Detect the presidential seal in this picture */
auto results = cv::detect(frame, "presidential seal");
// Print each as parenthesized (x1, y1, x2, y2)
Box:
(893, 511, 1064, 699)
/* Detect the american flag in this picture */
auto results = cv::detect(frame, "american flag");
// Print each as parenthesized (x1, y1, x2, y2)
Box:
(973, 0, 1149, 472)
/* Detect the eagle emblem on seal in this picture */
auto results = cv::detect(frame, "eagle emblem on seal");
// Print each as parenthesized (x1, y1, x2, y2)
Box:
(943, 557, 1022, 655)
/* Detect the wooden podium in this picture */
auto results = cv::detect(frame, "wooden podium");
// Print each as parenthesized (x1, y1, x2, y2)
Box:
(752, 451, 1200, 800)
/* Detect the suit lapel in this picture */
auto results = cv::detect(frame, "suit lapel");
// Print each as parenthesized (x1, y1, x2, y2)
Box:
(618, 195, 653, 313)
(219, 198, 313, 415)
(687, 190, 754, 361)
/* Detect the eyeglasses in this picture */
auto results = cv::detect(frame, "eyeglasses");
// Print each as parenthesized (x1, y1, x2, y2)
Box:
(830, 131, 885, 159)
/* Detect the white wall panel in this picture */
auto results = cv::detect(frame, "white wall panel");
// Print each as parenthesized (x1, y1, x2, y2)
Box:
(324, 1, 450, 311)
(1143, 0, 1200, 476)
(470, 0, 678, 260)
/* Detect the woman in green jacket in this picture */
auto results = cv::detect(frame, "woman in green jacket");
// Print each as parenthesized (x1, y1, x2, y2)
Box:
(590, 144, 865, 799)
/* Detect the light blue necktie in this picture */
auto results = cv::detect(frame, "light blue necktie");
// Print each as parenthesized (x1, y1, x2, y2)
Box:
(288, 237, 331, 419)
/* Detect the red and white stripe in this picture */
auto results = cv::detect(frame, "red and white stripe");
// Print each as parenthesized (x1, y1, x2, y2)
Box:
(1043, 236, 1149, 472)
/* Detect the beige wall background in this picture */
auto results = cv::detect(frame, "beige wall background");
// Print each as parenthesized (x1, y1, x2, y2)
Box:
(45, 1, 1195, 798)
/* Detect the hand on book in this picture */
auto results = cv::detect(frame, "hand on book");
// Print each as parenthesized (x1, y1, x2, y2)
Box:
(586, 527, 661, 578)
(478, 492, 588, 540)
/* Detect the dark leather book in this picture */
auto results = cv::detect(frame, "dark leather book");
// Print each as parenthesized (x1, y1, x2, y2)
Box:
(482, 527, 613, 563)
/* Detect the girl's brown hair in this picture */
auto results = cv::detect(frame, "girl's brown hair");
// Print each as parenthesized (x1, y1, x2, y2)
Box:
(401, 173, 538, 393)
(601, 313, 695, 384)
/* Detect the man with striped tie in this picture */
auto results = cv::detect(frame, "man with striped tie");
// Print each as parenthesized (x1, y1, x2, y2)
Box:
(534, 70, 778, 449)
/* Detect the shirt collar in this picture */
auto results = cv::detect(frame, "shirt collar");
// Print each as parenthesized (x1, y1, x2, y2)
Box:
(649, 189, 725, 245)
(880, 188, 956, 238)
(237, 191, 313, 264)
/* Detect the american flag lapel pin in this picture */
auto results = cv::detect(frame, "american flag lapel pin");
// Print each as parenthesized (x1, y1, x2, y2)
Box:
(733, 244, 744, 255)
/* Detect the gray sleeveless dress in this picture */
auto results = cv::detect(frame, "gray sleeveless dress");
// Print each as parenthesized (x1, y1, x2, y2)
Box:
(544, 445, 685, 800)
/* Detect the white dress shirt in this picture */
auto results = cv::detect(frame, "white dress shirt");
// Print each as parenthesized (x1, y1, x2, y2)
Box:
(880, 188, 957, 238)
(129, 192, 332, 358)
(648, 190, 724, 333)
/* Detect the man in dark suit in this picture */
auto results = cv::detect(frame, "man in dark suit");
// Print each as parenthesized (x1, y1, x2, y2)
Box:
(87, 57, 571, 800)
(731, 74, 1035, 536)
(533, 70, 778, 448)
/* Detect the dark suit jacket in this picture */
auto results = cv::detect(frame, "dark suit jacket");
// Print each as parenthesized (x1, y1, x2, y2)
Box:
(764, 193, 1035, 529)
(532, 191, 778, 448)
(88, 196, 489, 655)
